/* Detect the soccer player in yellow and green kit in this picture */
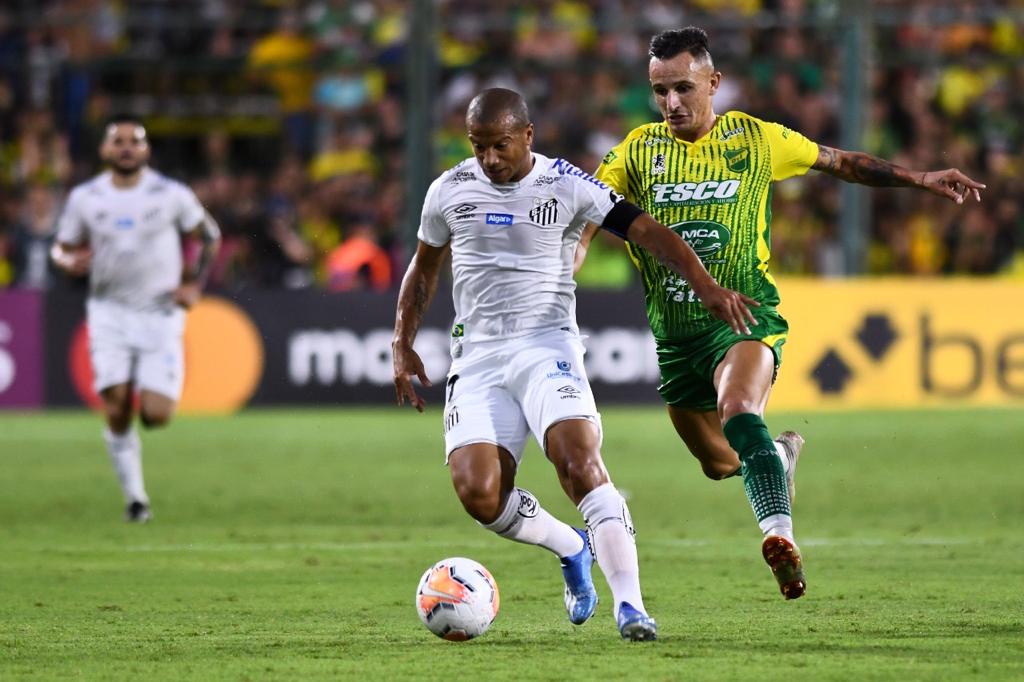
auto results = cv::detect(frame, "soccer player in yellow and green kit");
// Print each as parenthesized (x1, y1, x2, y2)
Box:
(576, 27, 985, 600)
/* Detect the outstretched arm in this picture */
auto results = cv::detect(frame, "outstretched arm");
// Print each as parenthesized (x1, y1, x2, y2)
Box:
(627, 213, 760, 335)
(813, 145, 985, 204)
(392, 240, 450, 412)
(175, 211, 222, 309)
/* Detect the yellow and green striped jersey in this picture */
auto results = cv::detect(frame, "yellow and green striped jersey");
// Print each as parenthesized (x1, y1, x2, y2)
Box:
(595, 111, 818, 340)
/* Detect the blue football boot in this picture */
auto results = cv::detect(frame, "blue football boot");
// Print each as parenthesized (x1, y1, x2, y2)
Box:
(560, 528, 598, 625)
(616, 601, 657, 641)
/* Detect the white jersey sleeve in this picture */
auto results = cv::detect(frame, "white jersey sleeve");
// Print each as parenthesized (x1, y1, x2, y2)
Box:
(174, 182, 206, 232)
(55, 187, 88, 245)
(555, 159, 621, 227)
(416, 175, 451, 247)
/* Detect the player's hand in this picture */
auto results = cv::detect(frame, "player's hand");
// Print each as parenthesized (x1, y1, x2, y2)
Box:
(696, 283, 761, 336)
(921, 169, 985, 204)
(393, 344, 432, 412)
(174, 281, 202, 309)
(58, 246, 92, 276)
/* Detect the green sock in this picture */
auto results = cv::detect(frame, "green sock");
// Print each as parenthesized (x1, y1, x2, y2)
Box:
(723, 413, 791, 522)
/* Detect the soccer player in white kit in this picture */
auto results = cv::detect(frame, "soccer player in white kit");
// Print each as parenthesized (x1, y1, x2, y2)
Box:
(392, 89, 758, 640)
(51, 116, 221, 523)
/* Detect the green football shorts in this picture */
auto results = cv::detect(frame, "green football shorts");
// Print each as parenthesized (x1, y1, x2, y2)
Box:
(655, 307, 789, 411)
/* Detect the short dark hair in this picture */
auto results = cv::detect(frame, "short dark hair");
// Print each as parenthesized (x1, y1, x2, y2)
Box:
(465, 88, 530, 130)
(649, 27, 713, 65)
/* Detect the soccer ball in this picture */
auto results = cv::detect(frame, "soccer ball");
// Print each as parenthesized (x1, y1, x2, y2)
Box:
(415, 557, 500, 641)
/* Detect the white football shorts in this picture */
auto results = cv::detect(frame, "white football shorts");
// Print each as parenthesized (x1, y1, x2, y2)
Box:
(442, 328, 602, 464)
(87, 298, 186, 400)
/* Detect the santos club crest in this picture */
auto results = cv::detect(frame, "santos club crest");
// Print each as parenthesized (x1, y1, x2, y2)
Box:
(530, 198, 558, 226)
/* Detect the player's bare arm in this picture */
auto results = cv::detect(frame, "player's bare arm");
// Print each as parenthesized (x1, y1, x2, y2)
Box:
(813, 145, 985, 204)
(50, 241, 92, 276)
(392, 240, 450, 412)
(627, 213, 760, 335)
(175, 211, 222, 309)
(573, 223, 599, 275)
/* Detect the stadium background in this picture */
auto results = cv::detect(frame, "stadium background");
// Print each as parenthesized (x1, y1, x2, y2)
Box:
(1, 3, 1023, 680)
(1, 0, 1022, 413)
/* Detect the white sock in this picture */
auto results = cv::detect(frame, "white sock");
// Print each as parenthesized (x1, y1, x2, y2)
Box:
(577, 483, 645, 618)
(773, 440, 790, 476)
(481, 488, 584, 558)
(759, 512, 794, 542)
(103, 428, 148, 504)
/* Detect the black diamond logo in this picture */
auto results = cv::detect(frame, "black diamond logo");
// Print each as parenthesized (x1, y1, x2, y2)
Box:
(811, 348, 852, 394)
(557, 385, 580, 394)
(453, 203, 476, 214)
(855, 314, 898, 361)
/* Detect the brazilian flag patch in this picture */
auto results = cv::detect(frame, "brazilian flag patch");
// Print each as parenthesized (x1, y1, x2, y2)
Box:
(602, 150, 618, 165)
(451, 323, 465, 338)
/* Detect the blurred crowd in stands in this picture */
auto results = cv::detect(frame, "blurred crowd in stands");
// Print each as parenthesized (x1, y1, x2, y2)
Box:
(0, 0, 1021, 293)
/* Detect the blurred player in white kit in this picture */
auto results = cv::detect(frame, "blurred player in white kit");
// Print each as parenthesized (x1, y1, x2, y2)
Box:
(51, 116, 221, 523)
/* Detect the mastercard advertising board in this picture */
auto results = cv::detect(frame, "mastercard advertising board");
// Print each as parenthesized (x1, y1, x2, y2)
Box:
(23, 280, 1024, 412)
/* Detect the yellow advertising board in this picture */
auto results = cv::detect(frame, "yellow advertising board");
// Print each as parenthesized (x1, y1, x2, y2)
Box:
(772, 278, 1024, 410)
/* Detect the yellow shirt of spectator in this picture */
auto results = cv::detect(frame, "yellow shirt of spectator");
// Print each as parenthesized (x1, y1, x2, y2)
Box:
(595, 111, 818, 339)
(248, 33, 315, 113)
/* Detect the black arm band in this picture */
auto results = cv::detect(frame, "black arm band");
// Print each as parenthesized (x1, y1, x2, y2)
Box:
(600, 200, 643, 240)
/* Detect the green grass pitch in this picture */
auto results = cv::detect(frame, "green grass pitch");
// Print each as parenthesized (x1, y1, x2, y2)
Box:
(1, 407, 1022, 680)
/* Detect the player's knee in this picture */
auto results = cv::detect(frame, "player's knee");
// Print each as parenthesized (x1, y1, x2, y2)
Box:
(103, 405, 132, 432)
(140, 410, 171, 429)
(562, 454, 606, 490)
(451, 472, 503, 524)
(551, 446, 607, 499)
(717, 396, 759, 422)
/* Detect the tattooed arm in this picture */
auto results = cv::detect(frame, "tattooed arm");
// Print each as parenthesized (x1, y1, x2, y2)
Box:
(175, 211, 222, 309)
(393, 240, 450, 412)
(812, 145, 985, 204)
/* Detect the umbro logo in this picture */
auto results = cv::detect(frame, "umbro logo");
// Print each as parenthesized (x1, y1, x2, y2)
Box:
(557, 385, 580, 399)
(453, 203, 477, 220)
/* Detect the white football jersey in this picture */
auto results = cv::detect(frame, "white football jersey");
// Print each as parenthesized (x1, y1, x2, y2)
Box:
(418, 153, 623, 342)
(56, 168, 206, 312)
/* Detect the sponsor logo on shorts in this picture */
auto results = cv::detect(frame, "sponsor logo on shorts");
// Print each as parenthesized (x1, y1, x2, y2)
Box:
(485, 213, 513, 225)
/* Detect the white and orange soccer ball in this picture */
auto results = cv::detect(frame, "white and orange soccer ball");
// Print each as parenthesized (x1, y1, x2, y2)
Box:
(415, 557, 500, 641)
